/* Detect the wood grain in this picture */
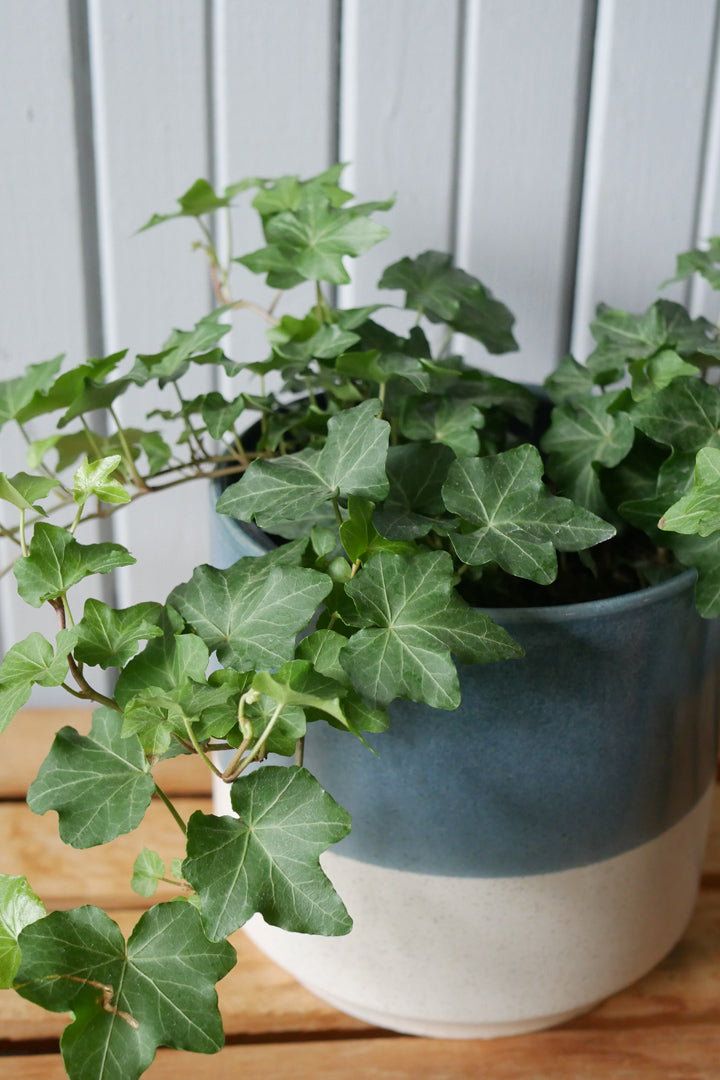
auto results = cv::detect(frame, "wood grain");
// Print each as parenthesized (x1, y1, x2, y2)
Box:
(0, 797, 206, 910)
(1, 709, 209, 799)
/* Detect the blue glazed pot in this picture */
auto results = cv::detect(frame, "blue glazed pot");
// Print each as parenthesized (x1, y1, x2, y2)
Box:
(210, 491, 720, 1037)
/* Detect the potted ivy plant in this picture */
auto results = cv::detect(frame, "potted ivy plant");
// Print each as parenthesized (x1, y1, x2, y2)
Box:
(1, 166, 720, 1077)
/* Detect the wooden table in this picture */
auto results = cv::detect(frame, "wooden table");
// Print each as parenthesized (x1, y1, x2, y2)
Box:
(2, 709, 720, 1079)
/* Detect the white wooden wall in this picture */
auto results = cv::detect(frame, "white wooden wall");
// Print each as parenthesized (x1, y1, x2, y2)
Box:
(2, 0, 720, 699)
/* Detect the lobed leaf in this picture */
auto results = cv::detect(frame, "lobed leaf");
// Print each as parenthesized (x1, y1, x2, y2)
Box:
(660, 446, 720, 536)
(341, 550, 523, 708)
(184, 766, 352, 940)
(442, 446, 615, 583)
(216, 399, 389, 527)
(0, 875, 46, 988)
(27, 707, 156, 848)
(168, 552, 332, 671)
(13, 523, 135, 608)
(14, 903, 236, 1080)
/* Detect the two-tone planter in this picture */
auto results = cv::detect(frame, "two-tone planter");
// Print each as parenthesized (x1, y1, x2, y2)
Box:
(211, 501, 720, 1037)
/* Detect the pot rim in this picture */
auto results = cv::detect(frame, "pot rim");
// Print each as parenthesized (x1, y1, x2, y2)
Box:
(481, 566, 697, 623)
(211, 479, 700, 624)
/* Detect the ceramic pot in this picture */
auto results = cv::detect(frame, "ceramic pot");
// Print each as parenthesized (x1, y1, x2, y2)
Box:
(211, 498, 720, 1037)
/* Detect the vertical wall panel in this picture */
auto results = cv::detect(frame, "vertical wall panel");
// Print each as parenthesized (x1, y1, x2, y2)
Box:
(338, 0, 462, 327)
(688, 9, 720, 322)
(571, 0, 717, 361)
(88, 0, 213, 605)
(0, 0, 105, 702)
(214, 0, 339, 388)
(456, 0, 596, 382)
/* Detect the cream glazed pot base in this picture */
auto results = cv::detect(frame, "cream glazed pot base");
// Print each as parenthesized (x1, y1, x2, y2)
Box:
(215, 780, 714, 1038)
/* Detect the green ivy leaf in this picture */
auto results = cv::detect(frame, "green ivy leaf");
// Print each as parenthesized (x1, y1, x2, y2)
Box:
(73, 599, 164, 669)
(630, 377, 720, 453)
(27, 707, 156, 848)
(586, 303, 668, 383)
(662, 530, 720, 616)
(139, 175, 251, 230)
(0, 630, 78, 733)
(399, 396, 484, 457)
(442, 446, 616, 583)
(73, 455, 130, 509)
(56, 355, 130, 428)
(660, 447, 720, 536)
(587, 300, 720, 383)
(341, 550, 523, 709)
(373, 443, 456, 540)
(13, 523, 135, 607)
(339, 495, 416, 563)
(238, 186, 393, 287)
(184, 765, 352, 940)
(14, 903, 236, 1080)
(541, 393, 635, 514)
(216, 399, 389, 527)
(263, 645, 389, 734)
(628, 349, 699, 401)
(663, 237, 720, 290)
(544, 355, 595, 403)
(131, 312, 234, 387)
(199, 391, 245, 439)
(378, 250, 518, 354)
(0, 471, 58, 514)
(0, 875, 46, 988)
(131, 848, 166, 899)
(335, 348, 430, 392)
(14, 354, 121, 423)
(168, 552, 332, 671)
(0, 356, 64, 431)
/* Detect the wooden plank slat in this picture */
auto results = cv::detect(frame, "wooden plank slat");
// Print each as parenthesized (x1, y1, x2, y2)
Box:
(0, 797, 207, 911)
(7, 1019, 720, 1080)
(0, 914, 370, 1044)
(0, 710, 209, 799)
(3, 884, 720, 1047)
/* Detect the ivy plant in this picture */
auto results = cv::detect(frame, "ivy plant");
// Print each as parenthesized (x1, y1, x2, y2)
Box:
(1, 165, 720, 1079)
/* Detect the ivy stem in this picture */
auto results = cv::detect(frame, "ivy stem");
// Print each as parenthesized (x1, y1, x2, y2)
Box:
(294, 736, 305, 767)
(51, 597, 120, 711)
(331, 497, 344, 533)
(173, 384, 206, 460)
(154, 782, 187, 836)
(80, 417, 104, 460)
(437, 327, 454, 359)
(69, 502, 83, 536)
(228, 701, 284, 780)
(18, 510, 28, 557)
(183, 717, 223, 778)
(228, 298, 279, 326)
(109, 406, 150, 491)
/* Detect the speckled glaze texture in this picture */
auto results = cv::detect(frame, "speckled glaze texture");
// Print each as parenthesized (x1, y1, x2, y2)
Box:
(210, 495, 720, 1036)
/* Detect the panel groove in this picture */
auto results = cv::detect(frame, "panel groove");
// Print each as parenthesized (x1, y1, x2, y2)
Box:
(689, 0, 720, 315)
(67, 0, 105, 365)
(447, 0, 468, 256)
(558, 0, 599, 359)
